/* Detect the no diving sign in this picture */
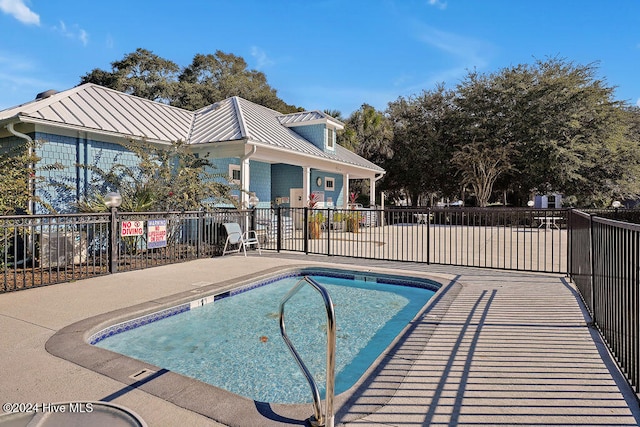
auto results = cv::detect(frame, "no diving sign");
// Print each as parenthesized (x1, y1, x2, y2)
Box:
(121, 220, 144, 237)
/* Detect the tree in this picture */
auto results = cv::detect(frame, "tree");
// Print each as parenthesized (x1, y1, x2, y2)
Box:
(176, 51, 300, 112)
(70, 140, 235, 212)
(341, 104, 393, 165)
(452, 142, 515, 207)
(385, 86, 457, 206)
(450, 58, 640, 207)
(80, 48, 179, 103)
(339, 104, 393, 201)
(0, 141, 61, 215)
(451, 69, 520, 206)
(80, 49, 300, 113)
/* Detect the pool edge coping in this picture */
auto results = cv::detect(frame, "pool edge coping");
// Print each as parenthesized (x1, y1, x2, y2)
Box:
(45, 263, 459, 426)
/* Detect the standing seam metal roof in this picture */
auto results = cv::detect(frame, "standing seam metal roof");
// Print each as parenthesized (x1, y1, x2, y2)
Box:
(0, 84, 383, 172)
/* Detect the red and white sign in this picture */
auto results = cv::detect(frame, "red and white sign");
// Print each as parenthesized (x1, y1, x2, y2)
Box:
(147, 219, 167, 249)
(121, 220, 144, 237)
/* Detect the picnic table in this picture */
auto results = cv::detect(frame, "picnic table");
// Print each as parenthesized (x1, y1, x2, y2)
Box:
(414, 213, 433, 224)
(534, 216, 563, 230)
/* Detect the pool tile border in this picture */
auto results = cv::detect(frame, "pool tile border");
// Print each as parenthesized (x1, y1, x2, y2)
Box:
(89, 304, 190, 345)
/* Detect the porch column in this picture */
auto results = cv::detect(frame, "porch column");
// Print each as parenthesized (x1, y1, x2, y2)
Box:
(303, 166, 311, 205)
(240, 157, 251, 208)
(239, 145, 256, 209)
(342, 173, 350, 208)
(369, 175, 376, 207)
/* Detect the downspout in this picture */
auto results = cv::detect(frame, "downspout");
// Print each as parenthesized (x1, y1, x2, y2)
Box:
(6, 122, 35, 214)
(239, 144, 257, 208)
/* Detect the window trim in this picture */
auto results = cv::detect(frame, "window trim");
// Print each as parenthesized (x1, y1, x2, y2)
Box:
(229, 164, 241, 184)
(326, 127, 335, 150)
(325, 177, 335, 191)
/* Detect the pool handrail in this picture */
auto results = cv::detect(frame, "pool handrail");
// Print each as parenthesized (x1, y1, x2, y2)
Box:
(279, 276, 336, 427)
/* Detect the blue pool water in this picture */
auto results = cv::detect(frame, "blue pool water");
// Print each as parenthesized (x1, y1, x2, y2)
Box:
(93, 271, 437, 403)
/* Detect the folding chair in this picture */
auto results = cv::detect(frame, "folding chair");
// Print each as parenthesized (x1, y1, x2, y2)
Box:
(222, 222, 261, 256)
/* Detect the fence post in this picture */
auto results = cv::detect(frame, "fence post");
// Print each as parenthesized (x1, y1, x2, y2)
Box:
(276, 207, 282, 252)
(109, 207, 118, 273)
(426, 208, 431, 264)
(326, 208, 332, 256)
(304, 208, 309, 255)
(250, 207, 257, 236)
(589, 213, 596, 318)
(197, 210, 203, 259)
(567, 209, 572, 278)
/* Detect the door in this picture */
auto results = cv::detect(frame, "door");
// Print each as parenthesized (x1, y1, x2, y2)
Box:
(290, 188, 304, 229)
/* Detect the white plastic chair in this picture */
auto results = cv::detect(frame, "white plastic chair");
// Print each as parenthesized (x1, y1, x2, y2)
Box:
(222, 222, 261, 256)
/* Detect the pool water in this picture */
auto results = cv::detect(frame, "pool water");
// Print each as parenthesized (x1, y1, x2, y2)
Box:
(95, 273, 436, 403)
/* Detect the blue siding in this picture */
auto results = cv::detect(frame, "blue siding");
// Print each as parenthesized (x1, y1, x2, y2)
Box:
(0, 135, 22, 155)
(206, 157, 240, 207)
(249, 160, 271, 208)
(289, 124, 325, 151)
(8, 130, 345, 212)
(34, 132, 139, 213)
(207, 158, 271, 208)
(312, 171, 344, 207)
(271, 164, 302, 207)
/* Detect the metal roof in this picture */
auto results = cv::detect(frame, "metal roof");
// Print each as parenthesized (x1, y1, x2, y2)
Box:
(278, 110, 344, 129)
(0, 84, 193, 143)
(0, 84, 383, 173)
(191, 97, 383, 172)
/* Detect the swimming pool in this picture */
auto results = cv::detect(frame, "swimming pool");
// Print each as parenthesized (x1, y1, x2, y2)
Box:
(91, 268, 438, 404)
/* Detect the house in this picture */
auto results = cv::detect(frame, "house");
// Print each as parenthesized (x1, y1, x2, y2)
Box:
(0, 84, 385, 213)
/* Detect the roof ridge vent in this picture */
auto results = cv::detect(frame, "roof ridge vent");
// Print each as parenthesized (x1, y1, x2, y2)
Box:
(35, 89, 58, 100)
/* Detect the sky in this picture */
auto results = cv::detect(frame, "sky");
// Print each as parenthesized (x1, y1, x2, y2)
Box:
(1, 0, 639, 116)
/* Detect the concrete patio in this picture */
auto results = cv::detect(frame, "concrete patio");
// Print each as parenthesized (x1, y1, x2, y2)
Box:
(1, 253, 638, 426)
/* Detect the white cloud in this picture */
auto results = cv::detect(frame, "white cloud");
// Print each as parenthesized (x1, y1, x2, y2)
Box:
(428, 0, 447, 10)
(636, 98, 640, 107)
(53, 20, 89, 46)
(79, 29, 88, 46)
(250, 46, 275, 69)
(416, 25, 493, 69)
(106, 34, 114, 49)
(0, 0, 39, 25)
(0, 51, 34, 71)
(0, 49, 67, 109)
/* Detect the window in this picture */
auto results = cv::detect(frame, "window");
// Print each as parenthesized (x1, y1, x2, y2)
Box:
(229, 164, 241, 184)
(325, 177, 335, 191)
(326, 127, 335, 150)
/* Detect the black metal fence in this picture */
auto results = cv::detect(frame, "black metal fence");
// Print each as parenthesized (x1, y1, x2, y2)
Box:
(262, 207, 568, 273)
(568, 210, 640, 394)
(0, 210, 248, 292)
(1, 207, 571, 292)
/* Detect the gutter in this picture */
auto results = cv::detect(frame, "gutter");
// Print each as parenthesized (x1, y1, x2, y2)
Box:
(5, 122, 35, 214)
(240, 142, 257, 162)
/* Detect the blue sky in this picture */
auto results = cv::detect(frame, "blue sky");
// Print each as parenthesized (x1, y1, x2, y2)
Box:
(1, 0, 639, 115)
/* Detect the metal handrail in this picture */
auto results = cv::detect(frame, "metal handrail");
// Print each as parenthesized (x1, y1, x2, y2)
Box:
(279, 276, 336, 427)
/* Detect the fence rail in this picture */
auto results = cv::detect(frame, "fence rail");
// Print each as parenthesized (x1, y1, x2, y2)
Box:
(264, 207, 567, 273)
(1, 207, 570, 292)
(568, 210, 640, 394)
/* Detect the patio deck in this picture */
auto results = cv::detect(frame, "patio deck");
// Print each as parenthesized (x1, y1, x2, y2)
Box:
(0, 254, 638, 426)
